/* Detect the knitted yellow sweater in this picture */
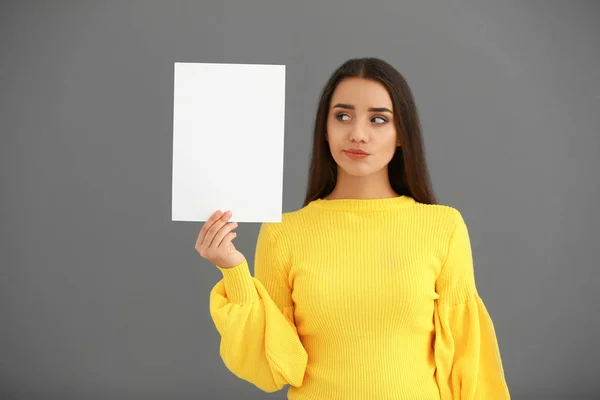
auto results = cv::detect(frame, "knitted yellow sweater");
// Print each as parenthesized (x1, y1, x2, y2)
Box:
(209, 196, 510, 399)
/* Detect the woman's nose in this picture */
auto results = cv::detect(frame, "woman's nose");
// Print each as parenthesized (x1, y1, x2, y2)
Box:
(349, 123, 368, 143)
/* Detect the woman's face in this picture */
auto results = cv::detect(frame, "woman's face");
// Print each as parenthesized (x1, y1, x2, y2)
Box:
(326, 77, 399, 178)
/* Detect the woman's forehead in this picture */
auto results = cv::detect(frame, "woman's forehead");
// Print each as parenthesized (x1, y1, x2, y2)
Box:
(330, 77, 393, 109)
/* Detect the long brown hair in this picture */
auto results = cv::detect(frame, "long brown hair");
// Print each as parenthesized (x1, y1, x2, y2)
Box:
(302, 57, 437, 207)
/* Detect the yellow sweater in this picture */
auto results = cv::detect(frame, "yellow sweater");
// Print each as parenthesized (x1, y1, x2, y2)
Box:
(209, 196, 510, 399)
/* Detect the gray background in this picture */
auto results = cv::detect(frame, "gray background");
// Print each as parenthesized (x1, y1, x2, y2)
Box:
(1, 0, 599, 399)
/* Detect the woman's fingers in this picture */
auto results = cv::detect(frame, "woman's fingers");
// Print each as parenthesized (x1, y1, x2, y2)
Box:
(203, 210, 231, 244)
(217, 231, 238, 250)
(209, 211, 232, 243)
(197, 210, 223, 246)
(210, 221, 238, 248)
(194, 210, 245, 269)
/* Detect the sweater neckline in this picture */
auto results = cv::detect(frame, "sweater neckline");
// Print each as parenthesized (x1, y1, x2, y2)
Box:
(308, 195, 416, 212)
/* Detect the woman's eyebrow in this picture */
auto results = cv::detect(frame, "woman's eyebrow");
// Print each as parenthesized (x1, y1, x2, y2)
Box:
(332, 103, 393, 113)
(369, 107, 393, 113)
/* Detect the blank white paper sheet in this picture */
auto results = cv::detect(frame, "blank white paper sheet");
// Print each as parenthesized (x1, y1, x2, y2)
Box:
(172, 62, 286, 223)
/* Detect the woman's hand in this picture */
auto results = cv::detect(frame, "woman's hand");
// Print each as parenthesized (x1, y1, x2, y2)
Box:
(195, 210, 245, 269)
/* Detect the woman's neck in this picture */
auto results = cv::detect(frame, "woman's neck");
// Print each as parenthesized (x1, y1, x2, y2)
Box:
(325, 170, 398, 200)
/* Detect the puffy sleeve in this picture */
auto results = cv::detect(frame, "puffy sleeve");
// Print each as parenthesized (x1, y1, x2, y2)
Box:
(209, 222, 308, 392)
(434, 210, 510, 399)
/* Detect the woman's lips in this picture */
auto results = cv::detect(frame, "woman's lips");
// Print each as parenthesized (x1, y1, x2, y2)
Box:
(344, 150, 369, 160)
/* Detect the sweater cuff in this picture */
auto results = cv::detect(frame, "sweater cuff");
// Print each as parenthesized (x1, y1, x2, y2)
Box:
(216, 259, 259, 304)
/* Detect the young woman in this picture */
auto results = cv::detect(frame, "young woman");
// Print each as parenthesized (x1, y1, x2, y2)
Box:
(196, 58, 510, 399)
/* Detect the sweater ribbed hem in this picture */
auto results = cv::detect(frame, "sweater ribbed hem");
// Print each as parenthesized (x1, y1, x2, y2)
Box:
(216, 260, 258, 304)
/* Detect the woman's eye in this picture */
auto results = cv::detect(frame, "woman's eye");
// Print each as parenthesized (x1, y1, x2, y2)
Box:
(336, 113, 350, 121)
(372, 116, 387, 124)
